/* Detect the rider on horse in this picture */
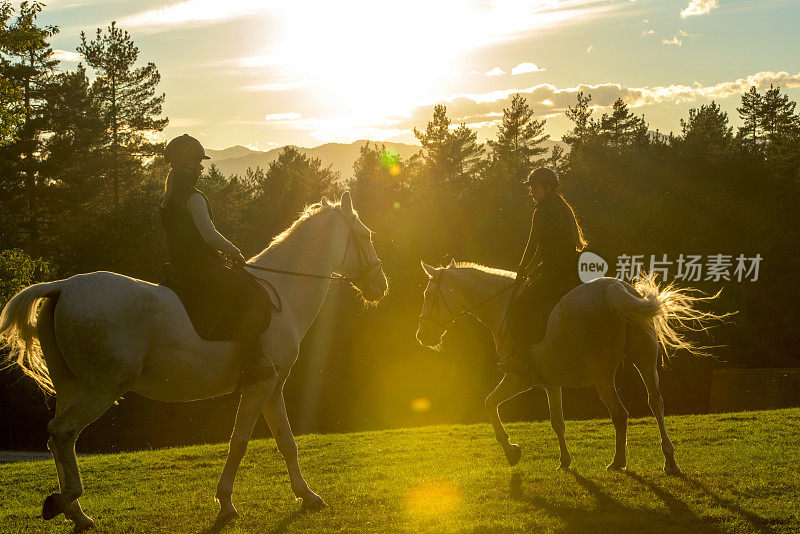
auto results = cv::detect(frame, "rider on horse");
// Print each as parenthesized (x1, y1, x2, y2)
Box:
(500, 166, 588, 375)
(160, 134, 276, 385)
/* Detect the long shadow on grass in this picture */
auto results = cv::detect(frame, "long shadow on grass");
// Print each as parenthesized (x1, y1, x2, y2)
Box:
(197, 510, 304, 534)
(509, 471, 724, 533)
(266, 510, 304, 534)
(682, 476, 779, 534)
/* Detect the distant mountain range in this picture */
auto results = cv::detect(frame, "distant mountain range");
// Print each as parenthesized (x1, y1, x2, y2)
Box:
(205, 139, 568, 183)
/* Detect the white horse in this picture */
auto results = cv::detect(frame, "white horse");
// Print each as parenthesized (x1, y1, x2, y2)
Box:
(0, 191, 387, 531)
(416, 260, 726, 475)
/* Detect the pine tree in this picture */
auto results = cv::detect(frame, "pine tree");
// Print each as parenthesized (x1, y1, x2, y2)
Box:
(39, 64, 105, 207)
(760, 84, 799, 144)
(547, 143, 567, 175)
(597, 98, 649, 151)
(0, 1, 24, 146)
(737, 86, 763, 151)
(349, 142, 407, 219)
(78, 21, 168, 210)
(679, 101, 733, 164)
(759, 86, 800, 182)
(0, 1, 58, 252)
(413, 104, 453, 183)
(487, 94, 549, 183)
(563, 92, 593, 147)
(448, 123, 484, 193)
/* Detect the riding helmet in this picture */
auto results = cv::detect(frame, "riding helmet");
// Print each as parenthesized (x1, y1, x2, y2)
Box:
(523, 166, 559, 186)
(165, 134, 211, 165)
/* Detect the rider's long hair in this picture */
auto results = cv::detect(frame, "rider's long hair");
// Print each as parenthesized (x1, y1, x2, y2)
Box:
(160, 164, 199, 210)
(551, 185, 588, 252)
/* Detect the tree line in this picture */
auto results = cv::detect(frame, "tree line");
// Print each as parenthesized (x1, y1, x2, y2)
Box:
(2, 1, 799, 448)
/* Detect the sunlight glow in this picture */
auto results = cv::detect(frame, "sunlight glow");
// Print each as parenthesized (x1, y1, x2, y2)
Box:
(411, 398, 431, 413)
(406, 480, 461, 517)
(239, 0, 610, 138)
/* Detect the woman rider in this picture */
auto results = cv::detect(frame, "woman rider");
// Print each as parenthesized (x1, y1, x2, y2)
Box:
(160, 134, 275, 385)
(500, 166, 588, 375)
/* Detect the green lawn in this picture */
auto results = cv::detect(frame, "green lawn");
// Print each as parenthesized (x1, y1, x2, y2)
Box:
(2, 408, 799, 533)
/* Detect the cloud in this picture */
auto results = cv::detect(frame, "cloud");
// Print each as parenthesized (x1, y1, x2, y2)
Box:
(41, 0, 105, 10)
(118, 0, 271, 32)
(511, 62, 545, 75)
(52, 49, 82, 62)
(390, 70, 800, 130)
(680, 0, 719, 18)
(640, 28, 655, 37)
(241, 70, 800, 144)
(663, 29, 695, 46)
(472, 67, 507, 77)
(118, 0, 618, 39)
(166, 117, 207, 128)
(586, 45, 594, 54)
(265, 112, 302, 121)
(241, 80, 311, 92)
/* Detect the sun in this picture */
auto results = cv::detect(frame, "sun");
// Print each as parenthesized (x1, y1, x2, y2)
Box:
(276, 1, 469, 118)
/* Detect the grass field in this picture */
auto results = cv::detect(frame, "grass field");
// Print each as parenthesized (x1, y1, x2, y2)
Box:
(2, 408, 799, 533)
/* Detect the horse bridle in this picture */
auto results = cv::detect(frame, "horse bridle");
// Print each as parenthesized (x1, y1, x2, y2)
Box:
(418, 274, 460, 332)
(335, 210, 383, 285)
(418, 271, 516, 332)
(244, 208, 382, 286)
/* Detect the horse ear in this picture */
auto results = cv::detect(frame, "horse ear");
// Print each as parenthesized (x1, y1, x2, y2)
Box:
(420, 260, 437, 278)
(340, 191, 354, 214)
(447, 258, 456, 269)
(321, 196, 333, 208)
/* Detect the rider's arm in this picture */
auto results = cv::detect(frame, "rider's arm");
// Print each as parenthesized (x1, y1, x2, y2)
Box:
(187, 192, 242, 259)
(517, 211, 539, 275)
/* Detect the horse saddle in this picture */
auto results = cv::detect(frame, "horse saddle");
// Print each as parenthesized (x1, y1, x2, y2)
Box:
(160, 261, 276, 342)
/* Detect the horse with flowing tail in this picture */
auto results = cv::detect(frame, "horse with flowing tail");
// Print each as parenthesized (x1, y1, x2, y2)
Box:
(416, 260, 728, 475)
(0, 192, 387, 531)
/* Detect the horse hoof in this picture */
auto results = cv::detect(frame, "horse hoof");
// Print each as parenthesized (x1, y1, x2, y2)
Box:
(505, 444, 521, 466)
(73, 517, 96, 533)
(300, 494, 326, 512)
(215, 510, 239, 527)
(557, 463, 571, 472)
(42, 493, 66, 520)
(664, 461, 683, 477)
(606, 462, 626, 471)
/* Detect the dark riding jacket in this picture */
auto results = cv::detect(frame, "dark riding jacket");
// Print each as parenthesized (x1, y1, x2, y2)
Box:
(518, 192, 580, 282)
(160, 172, 270, 341)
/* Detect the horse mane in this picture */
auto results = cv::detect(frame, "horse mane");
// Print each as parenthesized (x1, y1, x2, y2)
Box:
(266, 202, 328, 250)
(452, 261, 515, 279)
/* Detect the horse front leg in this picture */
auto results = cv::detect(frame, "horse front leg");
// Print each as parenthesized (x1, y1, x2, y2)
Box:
(544, 385, 571, 470)
(263, 388, 324, 510)
(484, 373, 530, 466)
(215, 378, 276, 525)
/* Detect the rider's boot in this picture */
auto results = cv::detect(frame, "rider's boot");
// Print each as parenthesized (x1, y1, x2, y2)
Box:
(239, 337, 278, 387)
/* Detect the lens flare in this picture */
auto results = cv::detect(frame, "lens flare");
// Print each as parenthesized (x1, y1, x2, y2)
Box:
(380, 150, 400, 168)
(406, 479, 461, 517)
(411, 397, 431, 413)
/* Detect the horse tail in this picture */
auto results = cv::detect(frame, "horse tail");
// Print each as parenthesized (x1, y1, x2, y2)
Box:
(606, 273, 731, 362)
(0, 280, 64, 395)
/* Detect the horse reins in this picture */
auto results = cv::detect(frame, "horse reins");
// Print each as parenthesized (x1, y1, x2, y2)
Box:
(418, 272, 516, 330)
(241, 209, 382, 287)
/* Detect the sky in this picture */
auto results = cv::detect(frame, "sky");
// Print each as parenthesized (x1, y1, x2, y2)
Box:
(37, 0, 800, 150)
